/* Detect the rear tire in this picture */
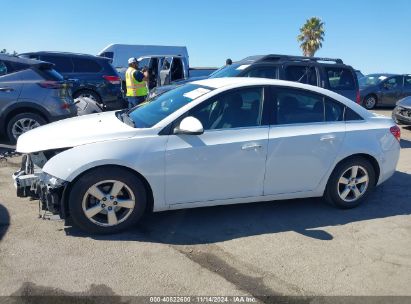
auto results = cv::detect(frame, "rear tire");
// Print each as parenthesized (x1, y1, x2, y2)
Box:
(363, 95, 377, 110)
(6, 112, 46, 143)
(68, 167, 147, 234)
(325, 157, 376, 209)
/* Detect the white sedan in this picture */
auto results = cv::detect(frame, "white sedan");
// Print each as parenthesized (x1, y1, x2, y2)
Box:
(13, 78, 401, 234)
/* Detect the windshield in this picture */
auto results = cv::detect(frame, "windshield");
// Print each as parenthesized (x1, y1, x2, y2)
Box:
(359, 74, 389, 86)
(208, 63, 245, 78)
(128, 84, 213, 128)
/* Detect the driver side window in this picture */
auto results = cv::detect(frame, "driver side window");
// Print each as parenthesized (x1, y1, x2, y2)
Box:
(384, 76, 403, 89)
(188, 87, 263, 130)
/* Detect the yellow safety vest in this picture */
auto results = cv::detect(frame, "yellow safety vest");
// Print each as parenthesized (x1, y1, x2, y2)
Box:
(125, 67, 148, 97)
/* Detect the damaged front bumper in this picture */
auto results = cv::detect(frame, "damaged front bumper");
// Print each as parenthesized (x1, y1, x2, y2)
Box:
(12, 154, 68, 218)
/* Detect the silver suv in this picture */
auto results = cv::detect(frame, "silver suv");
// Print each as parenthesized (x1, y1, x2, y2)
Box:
(0, 54, 77, 142)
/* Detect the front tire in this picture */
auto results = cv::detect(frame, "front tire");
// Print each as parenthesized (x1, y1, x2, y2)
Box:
(325, 157, 376, 209)
(68, 167, 147, 234)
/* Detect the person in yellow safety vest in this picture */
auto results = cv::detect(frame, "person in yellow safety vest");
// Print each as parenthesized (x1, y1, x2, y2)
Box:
(125, 57, 149, 108)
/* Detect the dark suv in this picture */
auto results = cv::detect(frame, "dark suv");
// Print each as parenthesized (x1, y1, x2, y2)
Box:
(19, 52, 124, 110)
(0, 54, 77, 142)
(150, 54, 360, 103)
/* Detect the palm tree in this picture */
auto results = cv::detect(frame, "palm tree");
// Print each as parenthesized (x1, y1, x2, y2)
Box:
(297, 17, 325, 57)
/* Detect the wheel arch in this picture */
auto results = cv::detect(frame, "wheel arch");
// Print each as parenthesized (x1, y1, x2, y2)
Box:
(72, 88, 102, 102)
(0, 104, 50, 134)
(331, 153, 380, 186)
(61, 164, 154, 219)
(363, 93, 378, 105)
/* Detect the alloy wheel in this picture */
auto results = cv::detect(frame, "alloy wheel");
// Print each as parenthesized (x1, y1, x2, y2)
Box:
(82, 180, 136, 227)
(337, 165, 369, 203)
(365, 96, 376, 109)
(11, 118, 41, 140)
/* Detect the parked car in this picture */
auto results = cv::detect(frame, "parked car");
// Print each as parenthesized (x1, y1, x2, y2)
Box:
(359, 74, 411, 109)
(0, 54, 77, 142)
(392, 96, 411, 125)
(148, 54, 361, 103)
(19, 52, 124, 110)
(13, 77, 400, 234)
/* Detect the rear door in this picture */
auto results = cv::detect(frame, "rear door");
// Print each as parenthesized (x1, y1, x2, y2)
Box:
(323, 66, 357, 101)
(380, 76, 404, 106)
(263, 86, 345, 195)
(0, 60, 23, 105)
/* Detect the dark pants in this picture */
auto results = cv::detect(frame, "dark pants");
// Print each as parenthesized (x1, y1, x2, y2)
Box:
(127, 95, 147, 109)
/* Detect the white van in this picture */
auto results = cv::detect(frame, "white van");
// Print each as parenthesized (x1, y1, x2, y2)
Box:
(98, 44, 189, 74)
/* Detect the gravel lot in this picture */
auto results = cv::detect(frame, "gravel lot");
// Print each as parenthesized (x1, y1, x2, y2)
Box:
(0, 109, 410, 299)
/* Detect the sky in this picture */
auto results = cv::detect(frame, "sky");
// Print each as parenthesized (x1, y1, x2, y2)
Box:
(1, 0, 410, 74)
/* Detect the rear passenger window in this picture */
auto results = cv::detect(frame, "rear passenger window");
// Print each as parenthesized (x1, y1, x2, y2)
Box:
(41, 55, 73, 73)
(345, 107, 363, 121)
(284, 65, 317, 86)
(72, 58, 102, 73)
(325, 67, 355, 90)
(244, 67, 277, 79)
(324, 98, 344, 121)
(275, 88, 324, 124)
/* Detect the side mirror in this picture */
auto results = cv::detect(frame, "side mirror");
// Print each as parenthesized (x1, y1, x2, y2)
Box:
(383, 82, 390, 90)
(174, 116, 204, 135)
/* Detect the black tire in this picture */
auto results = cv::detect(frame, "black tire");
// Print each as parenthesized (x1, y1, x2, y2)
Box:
(73, 89, 101, 103)
(68, 167, 147, 234)
(363, 94, 377, 110)
(6, 112, 46, 143)
(324, 157, 376, 209)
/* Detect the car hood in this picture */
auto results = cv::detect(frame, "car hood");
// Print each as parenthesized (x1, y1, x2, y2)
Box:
(16, 111, 140, 153)
(397, 96, 411, 109)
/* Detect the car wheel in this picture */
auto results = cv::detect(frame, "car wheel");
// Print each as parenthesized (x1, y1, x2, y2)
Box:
(73, 90, 101, 103)
(68, 167, 147, 234)
(325, 157, 376, 209)
(364, 95, 377, 110)
(6, 112, 46, 143)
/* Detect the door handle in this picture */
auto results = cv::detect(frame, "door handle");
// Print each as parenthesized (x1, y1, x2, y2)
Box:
(0, 87, 14, 92)
(320, 135, 336, 141)
(242, 143, 263, 150)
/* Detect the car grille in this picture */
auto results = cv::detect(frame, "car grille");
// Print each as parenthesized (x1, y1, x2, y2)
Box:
(399, 108, 411, 118)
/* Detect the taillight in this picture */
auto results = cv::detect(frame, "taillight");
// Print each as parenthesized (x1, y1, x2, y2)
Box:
(390, 125, 401, 141)
(37, 81, 65, 89)
(103, 75, 121, 85)
(356, 90, 361, 105)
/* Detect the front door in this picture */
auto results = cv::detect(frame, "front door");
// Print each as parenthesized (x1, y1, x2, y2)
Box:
(380, 76, 404, 106)
(263, 86, 345, 195)
(165, 86, 269, 205)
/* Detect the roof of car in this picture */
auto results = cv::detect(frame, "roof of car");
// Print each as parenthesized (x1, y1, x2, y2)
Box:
(191, 77, 318, 92)
(238, 54, 345, 65)
(0, 53, 53, 67)
(19, 51, 109, 60)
